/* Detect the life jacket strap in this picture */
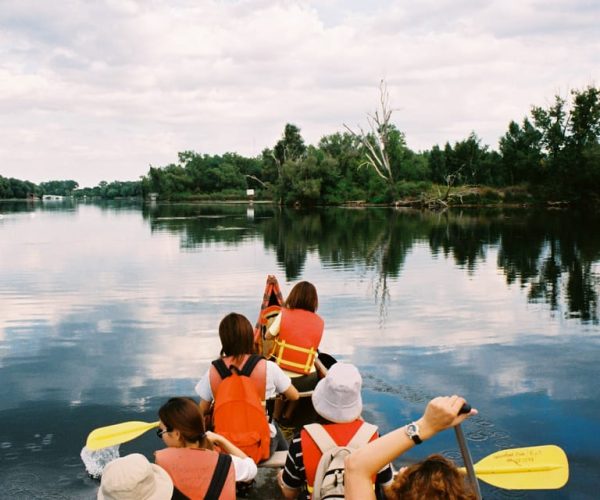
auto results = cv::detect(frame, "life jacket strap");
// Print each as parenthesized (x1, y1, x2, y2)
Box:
(270, 339, 316, 373)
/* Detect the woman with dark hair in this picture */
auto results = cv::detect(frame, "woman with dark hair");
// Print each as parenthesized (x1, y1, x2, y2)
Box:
(344, 395, 478, 500)
(194, 313, 299, 456)
(154, 397, 256, 499)
(265, 281, 324, 421)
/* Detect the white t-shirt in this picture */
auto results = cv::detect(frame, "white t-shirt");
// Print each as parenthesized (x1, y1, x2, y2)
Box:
(232, 455, 257, 482)
(194, 359, 292, 437)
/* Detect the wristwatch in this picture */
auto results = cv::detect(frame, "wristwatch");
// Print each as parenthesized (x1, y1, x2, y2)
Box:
(406, 422, 422, 444)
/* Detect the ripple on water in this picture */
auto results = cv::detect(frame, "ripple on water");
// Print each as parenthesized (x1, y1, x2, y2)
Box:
(2, 470, 74, 500)
(6, 472, 39, 485)
(24, 443, 43, 452)
(442, 449, 463, 462)
(3, 451, 20, 461)
(491, 489, 528, 499)
(64, 455, 87, 468)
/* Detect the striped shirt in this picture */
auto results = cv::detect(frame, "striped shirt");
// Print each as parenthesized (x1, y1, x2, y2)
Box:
(280, 430, 394, 500)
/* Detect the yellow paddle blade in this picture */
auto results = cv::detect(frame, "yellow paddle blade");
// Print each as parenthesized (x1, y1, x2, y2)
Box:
(85, 421, 160, 451)
(460, 445, 568, 490)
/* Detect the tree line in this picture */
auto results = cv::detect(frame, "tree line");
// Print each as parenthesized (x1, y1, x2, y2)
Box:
(140, 85, 600, 207)
(0, 178, 142, 200)
(2, 86, 599, 206)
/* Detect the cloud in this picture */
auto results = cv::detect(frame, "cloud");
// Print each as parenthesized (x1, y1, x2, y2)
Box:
(0, 0, 598, 186)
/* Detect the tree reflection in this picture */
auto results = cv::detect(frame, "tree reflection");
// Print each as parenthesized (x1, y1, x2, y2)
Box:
(146, 204, 600, 324)
(428, 210, 501, 272)
(497, 211, 600, 322)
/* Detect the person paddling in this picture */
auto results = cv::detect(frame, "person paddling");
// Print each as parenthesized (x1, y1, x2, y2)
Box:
(344, 395, 478, 500)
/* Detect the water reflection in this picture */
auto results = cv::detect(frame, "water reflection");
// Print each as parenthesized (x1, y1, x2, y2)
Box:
(146, 204, 600, 324)
(1, 201, 599, 499)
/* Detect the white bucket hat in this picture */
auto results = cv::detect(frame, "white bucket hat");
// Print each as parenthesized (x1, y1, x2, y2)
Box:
(98, 453, 173, 500)
(312, 362, 363, 423)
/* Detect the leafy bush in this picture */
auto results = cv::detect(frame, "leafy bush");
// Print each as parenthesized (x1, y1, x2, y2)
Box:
(503, 187, 533, 203)
(395, 181, 433, 198)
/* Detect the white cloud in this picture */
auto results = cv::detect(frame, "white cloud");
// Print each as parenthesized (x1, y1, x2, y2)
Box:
(0, 0, 598, 186)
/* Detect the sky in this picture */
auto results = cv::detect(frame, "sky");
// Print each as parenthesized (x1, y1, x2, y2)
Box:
(0, 0, 598, 187)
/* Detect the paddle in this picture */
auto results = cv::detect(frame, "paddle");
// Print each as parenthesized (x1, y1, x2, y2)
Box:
(455, 423, 483, 499)
(458, 445, 568, 490)
(86, 420, 160, 451)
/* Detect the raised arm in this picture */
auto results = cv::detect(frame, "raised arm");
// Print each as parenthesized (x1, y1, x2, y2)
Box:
(344, 395, 477, 500)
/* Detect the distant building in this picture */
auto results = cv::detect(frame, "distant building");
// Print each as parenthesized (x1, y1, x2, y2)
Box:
(42, 195, 65, 201)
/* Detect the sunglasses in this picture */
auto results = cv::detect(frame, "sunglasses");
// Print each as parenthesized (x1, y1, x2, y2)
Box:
(156, 428, 172, 438)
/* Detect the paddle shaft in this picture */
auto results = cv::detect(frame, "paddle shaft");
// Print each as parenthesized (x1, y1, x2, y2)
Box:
(454, 404, 482, 500)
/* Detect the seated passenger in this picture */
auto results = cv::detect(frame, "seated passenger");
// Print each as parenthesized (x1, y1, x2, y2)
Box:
(155, 397, 256, 499)
(194, 312, 299, 457)
(344, 395, 478, 500)
(265, 281, 324, 422)
(277, 363, 394, 500)
(98, 453, 173, 500)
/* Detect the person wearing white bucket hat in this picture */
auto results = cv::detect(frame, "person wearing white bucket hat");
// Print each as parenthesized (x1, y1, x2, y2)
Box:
(277, 363, 394, 499)
(311, 362, 363, 423)
(98, 453, 173, 500)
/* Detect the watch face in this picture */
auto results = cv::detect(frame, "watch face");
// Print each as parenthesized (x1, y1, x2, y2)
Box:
(407, 423, 418, 436)
(406, 422, 422, 443)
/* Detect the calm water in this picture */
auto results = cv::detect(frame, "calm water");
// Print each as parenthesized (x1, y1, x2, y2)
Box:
(0, 200, 598, 499)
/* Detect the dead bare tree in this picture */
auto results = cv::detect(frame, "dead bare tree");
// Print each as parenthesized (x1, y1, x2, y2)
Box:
(344, 80, 396, 192)
(244, 174, 268, 189)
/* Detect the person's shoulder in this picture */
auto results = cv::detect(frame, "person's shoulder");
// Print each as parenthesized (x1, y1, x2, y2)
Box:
(356, 419, 380, 440)
(266, 359, 289, 376)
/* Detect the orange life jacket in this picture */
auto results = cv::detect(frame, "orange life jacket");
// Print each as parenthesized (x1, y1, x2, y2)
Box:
(300, 420, 379, 494)
(270, 308, 324, 374)
(209, 354, 267, 400)
(155, 447, 236, 500)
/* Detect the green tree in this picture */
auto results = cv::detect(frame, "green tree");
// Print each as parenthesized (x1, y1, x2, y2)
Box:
(318, 132, 370, 200)
(568, 87, 600, 152)
(528, 86, 600, 201)
(267, 124, 308, 204)
(499, 118, 543, 185)
(273, 123, 307, 166)
(39, 180, 79, 196)
(427, 145, 447, 184)
(531, 95, 569, 162)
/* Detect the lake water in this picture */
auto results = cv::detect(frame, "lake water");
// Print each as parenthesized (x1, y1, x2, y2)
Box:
(0, 200, 598, 499)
